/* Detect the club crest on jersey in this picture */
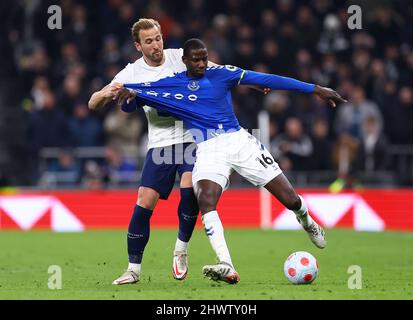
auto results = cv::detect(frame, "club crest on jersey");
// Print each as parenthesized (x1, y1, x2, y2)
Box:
(187, 81, 200, 91)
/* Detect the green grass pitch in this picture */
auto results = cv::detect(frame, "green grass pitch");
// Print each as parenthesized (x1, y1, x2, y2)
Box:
(0, 229, 412, 299)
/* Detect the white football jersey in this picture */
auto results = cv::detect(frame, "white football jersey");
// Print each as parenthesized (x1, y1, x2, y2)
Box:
(112, 48, 194, 149)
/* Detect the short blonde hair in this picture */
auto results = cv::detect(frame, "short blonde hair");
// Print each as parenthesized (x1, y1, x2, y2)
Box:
(131, 18, 161, 43)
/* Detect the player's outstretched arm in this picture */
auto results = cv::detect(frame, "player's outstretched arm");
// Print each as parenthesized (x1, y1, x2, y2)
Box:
(238, 70, 346, 105)
(88, 84, 117, 110)
(313, 85, 347, 108)
(88, 83, 133, 111)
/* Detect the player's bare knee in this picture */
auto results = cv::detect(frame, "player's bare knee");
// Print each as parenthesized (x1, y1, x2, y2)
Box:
(136, 187, 159, 210)
(180, 172, 193, 188)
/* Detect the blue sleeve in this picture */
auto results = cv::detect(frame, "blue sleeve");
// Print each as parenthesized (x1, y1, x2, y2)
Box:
(120, 97, 147, 113)
(238, 70, 315, 93)
(209, 65, 246, 87)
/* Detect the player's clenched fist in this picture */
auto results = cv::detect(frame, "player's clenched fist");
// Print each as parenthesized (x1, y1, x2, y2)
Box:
(111, 83, 136, 106)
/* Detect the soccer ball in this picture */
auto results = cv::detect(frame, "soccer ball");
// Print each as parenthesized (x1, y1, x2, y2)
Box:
(283, 251, 318, 284)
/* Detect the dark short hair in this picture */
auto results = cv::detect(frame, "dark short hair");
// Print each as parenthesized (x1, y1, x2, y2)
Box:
(183, 38, 206, 57)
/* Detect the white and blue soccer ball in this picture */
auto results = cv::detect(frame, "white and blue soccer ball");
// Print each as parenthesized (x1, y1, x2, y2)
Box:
(283, 251, 319, 284)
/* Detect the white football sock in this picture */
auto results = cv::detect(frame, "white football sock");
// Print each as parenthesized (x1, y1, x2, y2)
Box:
(174, 238, 188, 252)
(293, 195, 313, 228)
(127, 263, 141, 274)
(202, 210, 233, 267)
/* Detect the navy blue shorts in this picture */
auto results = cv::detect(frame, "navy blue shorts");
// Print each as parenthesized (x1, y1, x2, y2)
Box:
(140, 143, 196, 200)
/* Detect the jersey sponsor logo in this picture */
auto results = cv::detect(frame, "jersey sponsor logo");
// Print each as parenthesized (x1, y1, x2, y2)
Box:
(187, 80, 200, 91)
(139, 89, 198, 102)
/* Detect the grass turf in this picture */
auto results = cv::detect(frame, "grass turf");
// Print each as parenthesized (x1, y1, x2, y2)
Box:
(0, 229, 412, 300)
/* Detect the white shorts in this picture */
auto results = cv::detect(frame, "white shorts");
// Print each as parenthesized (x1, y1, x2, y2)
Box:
(192, 128, 282, 191)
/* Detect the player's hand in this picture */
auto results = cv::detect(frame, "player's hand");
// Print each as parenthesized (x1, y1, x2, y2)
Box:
(102, 83, 122, 99)
(314, 85, 347, 108)
(113, 86, 136, 106)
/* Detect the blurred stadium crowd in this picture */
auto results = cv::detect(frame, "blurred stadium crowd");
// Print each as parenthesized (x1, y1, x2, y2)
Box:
(0, 0, 412, 188)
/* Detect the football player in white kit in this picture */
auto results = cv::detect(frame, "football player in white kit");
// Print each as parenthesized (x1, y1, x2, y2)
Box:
(89, 19, 203, 284)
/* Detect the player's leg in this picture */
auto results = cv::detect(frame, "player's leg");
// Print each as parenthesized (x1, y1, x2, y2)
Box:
(232, 129, 326, 249)
(112, 186, 159, 285)
(113, 147, 176, 285)
(195, 179, 240, 284)
(264, 175, 326, 248)
(191, 136, 240, 284)
(172, 170, 199, 280)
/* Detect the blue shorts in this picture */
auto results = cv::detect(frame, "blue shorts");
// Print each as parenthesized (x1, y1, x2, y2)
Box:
(140, 143, 196, 200)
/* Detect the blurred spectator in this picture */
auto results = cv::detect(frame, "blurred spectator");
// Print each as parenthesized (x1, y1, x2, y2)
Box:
(26, 89, 69, 183)
(232, 85, 263, 129)
(334, 86, 383, 140)
(46, 149, 81, 186)
(30, 76, 51, 111)
(294, 95, 329, 134)
(317, 13, 349, 54)
(257, 9, 279, 42)
(103, 107, 143, 156)
(295, 5, 320, 51)
(100, 35, 123, 67)
(271, 117, 313, 171)
(82, 160, 104, 189)
(208, 14, 233, 63)
(392, 86, 413, 144)
(309, 117, 332, 170)
(354, 116, 388, 172)
(315, 53, 338, 87)
(54, 42, 81, 81)
(62, 5, 94, 60)
(383, 44, 401, 81)
(264, 92, 294, 132)
(367, 59, 388, 102)
(330, 131, 360, 192)
(102, 144, 137, 185)
(68, 102, 104, 147)
(27, 90, 69, 153)
(352, 47, 372, 86)
(16, 43, 51, 94)
(376, 81, 398, 140)
(369, 4, 402, 52)
(399, 52, 413, 87)
(56, 75, 84, 115)
(260, 39, 283, 74)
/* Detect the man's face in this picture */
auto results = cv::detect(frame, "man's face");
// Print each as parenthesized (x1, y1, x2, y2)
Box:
(183, 48, 208, 77)
(135, 27, 164, 65)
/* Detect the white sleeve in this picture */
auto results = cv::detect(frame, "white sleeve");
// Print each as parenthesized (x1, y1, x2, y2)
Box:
(111, 63, 134, 84)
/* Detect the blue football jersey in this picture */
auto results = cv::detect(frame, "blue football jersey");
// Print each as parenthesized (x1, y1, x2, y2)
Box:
(124, 65, 315, 141)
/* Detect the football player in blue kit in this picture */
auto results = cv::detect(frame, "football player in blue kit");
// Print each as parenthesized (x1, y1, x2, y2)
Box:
(122, 39, 346, 284)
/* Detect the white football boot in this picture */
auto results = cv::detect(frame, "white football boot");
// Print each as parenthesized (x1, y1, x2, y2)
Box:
(172, 250, 188, 280)
(202, 262, 240, 284)
(297, 214, 327, 249)
(112, 269, 139, 285)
